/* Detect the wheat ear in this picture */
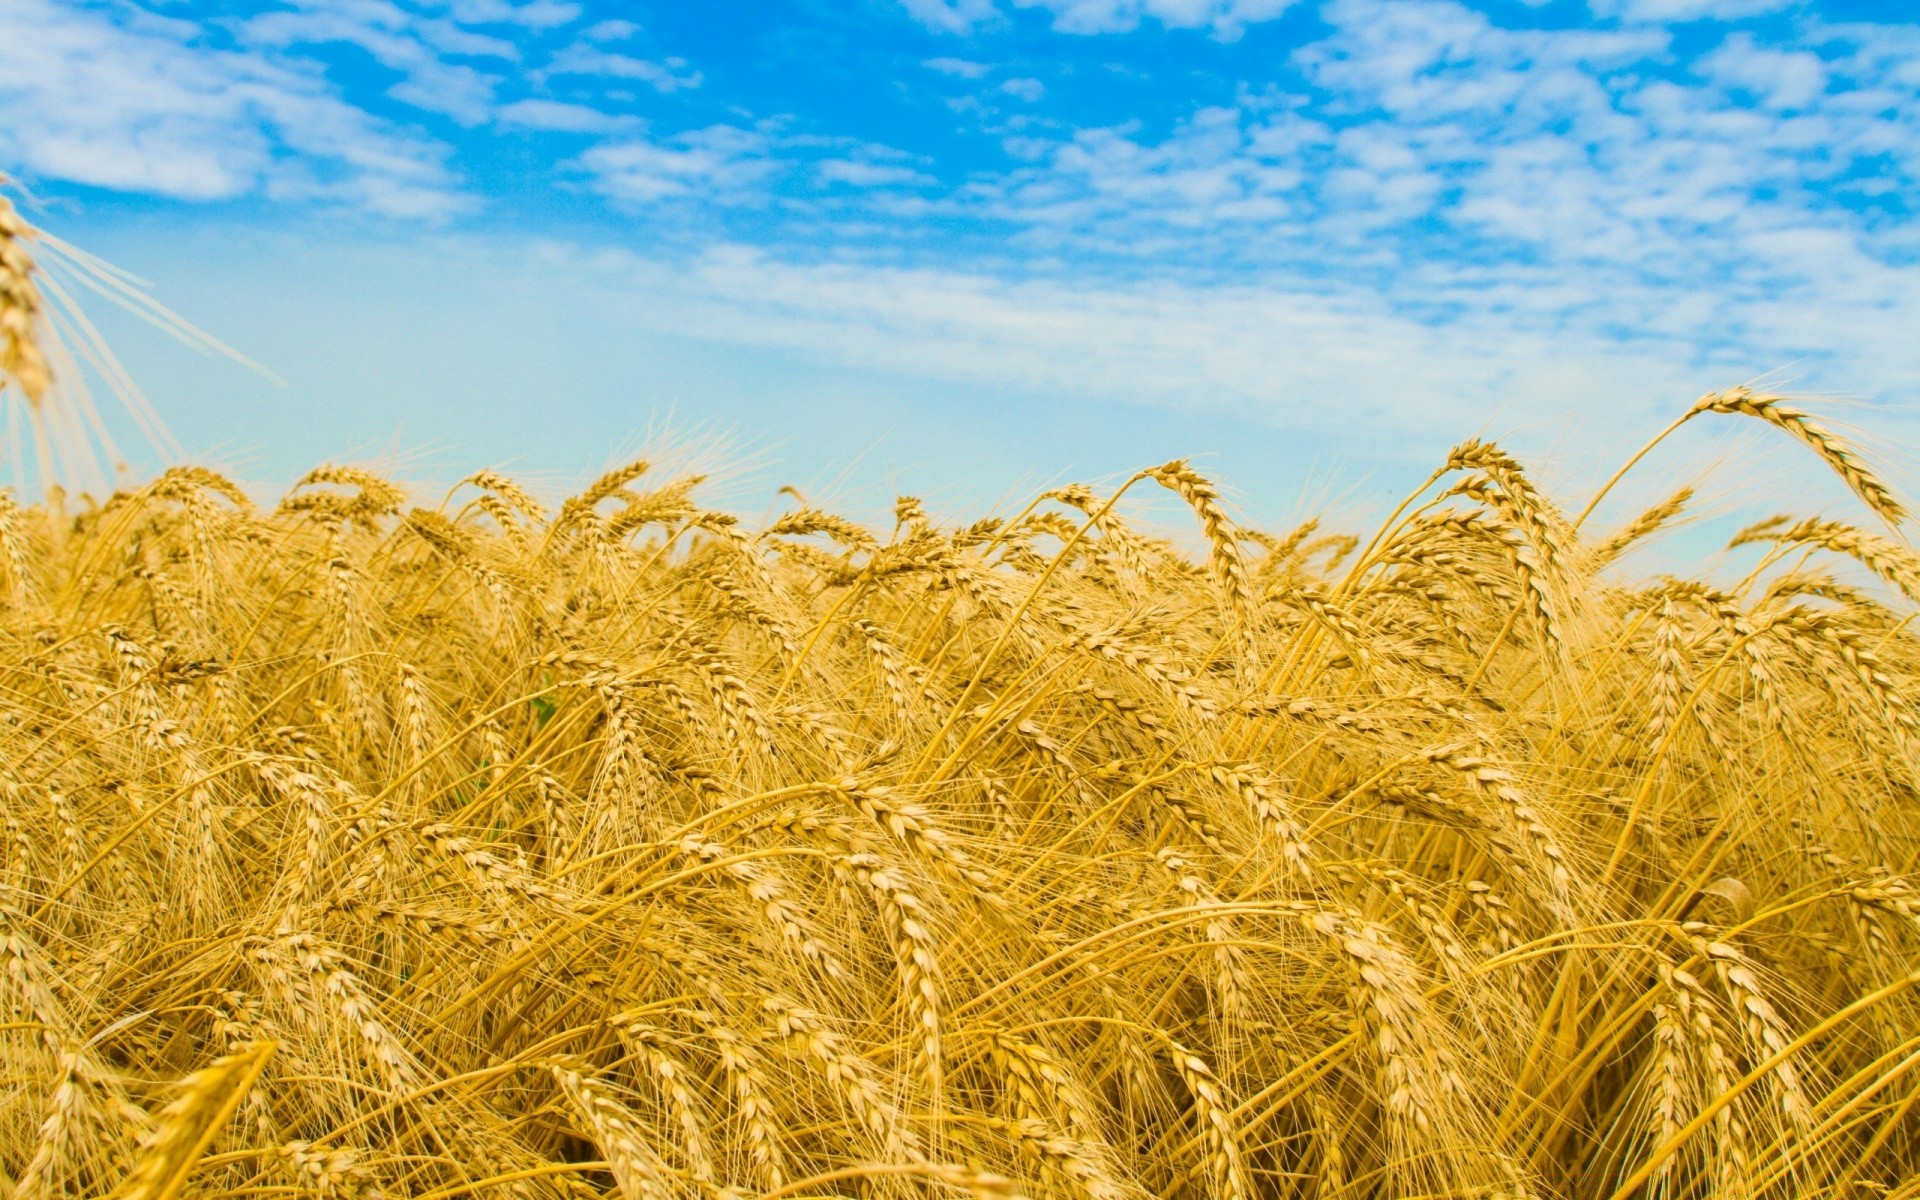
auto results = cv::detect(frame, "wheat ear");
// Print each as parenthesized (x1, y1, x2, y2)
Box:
(0, 189, 51, 404)
(119, 1042, 276, 1200)
(1690, 388, 1907, 526)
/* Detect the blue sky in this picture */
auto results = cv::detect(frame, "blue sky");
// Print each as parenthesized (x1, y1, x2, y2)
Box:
(1, 0, 1917, 521)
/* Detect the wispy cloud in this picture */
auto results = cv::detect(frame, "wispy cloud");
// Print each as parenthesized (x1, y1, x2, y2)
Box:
(543, 43, 702, 92)
(924, 56, 992, 78)
(815, 159, 936, 188)
(446, 0, 582, 26)
(534, 240, 1760, 447)
(0, 0, 463, 215)
(899, 0, 999, 35)
(1589, 0, 1793, 23)
(240, 3, 517, 125)
(902, 0, 1301, 38)
(497, 97, 637, 132)
(576, 125, 777, 205)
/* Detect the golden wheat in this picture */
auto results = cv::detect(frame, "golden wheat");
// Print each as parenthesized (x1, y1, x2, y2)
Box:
(2, 204, 1920, 1200)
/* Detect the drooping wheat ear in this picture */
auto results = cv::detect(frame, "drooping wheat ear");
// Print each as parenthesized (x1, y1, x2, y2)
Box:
(612, 1019, 718, 1185)
(275, 1142, 379, 1199)
(1731, 516, 1920, 604)
(606, 474, 704, 540)
(1079, 683, 1178, 751)
(1047, 482, 1154, 579)
(258, 760, 334, 905)
(1054, 608, 1217, 716)
(991, 1032, 1105, 1144)
(464, 468, 547, 523)
(330, 898, 506, 948)
(1655, 961, 1751, 1194)
(1307, 1096, 1349, 1197)
(418, 820, 563, 908)
(838, 776, 997, 895)
(1445, 439, 1571, 568)
(854, 617, 920, 723)
(1695, 937, 1815, 1130)
(764, 995, 919, 1158)
(1793, 609, 1920, 744)
(1165, 1041, 1251, 1200)
(765, 506, 880, 552)
(1150, 460, 1254, 624)
(278, 465, 405, 525)
(1645, 992, 1695, 1189)
(1004, 1118, 1132, 1200)
(548, 1064, 677, 1200)
(678, 836, 845, 981)
(13, 1048, 88, 1200)
(687, 1010, 790, 1190)
(1423, 744, 1576, 900)
(1207, 763, 1312, 877)
(1690, 388, 1908, 526)
(121, 1042, 276, 1200)
(1259, 516, 1321, 572)
(1591, 486, 1694, 569)
(0, 190, 52, 404)
(895, 494, 930, 533)
(1345, 862, 1476, 982)
(250, 926, 422, 1094)
(1158, 850, 1252, 1025)
(1312, 909, 1463, 1143)
(405, 508, 513, 607)
(690, 643, 778, 760)
(1306, 532, 1360, 570)
(1451, 478, 1566, 657)
(846, 851, 945, 1094)
(702, 566, 802, 665)
(559, 458, 650, 528)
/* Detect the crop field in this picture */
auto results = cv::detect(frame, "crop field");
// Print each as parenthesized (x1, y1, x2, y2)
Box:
(3, 201, 1920, 1200)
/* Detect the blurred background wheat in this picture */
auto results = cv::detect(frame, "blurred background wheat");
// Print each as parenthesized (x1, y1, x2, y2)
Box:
(1, 186, 1918, 1200)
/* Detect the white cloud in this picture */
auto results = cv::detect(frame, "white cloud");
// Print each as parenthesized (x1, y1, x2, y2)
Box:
(584, 18, 640, 41)
(900, 0, 999, 34)
(1001, 77, 1046, 100)
(815, 159, 935, 187)
(0, 0, 462, 215)
(924, 56, 992, 78)
(1019, 0, 1300, 37)
(446, 0, 581, 26)
(1699, 33, 1827, 109)
(903, 0, 1300, 37)
(497, 98, 637, 132)
(544, 44, 702, 92)
(544, 242, 1791, 447)
(241, 3, 521, 125)
(1588, 0, 1792, 23)
(576, 126, 777, 205)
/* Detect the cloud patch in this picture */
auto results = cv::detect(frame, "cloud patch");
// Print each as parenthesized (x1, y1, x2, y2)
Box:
(576, 125, 778, 205)
(903, 0, 1302, 37)
(0, 0, 462, 215)
(544, 43, 702, 92)
(497, 98, 638, 132)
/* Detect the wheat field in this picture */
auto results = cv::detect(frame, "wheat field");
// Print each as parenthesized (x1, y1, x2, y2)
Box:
(3, 199, 1920, 1200)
